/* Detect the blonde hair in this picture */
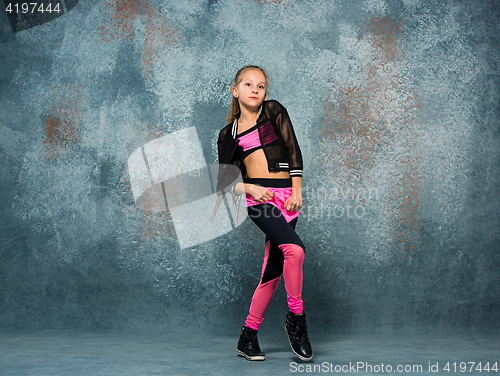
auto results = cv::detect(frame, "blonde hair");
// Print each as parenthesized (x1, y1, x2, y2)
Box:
(227, 65, 270, 124)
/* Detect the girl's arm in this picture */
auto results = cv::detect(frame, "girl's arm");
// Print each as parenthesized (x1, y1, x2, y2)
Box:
(285, 176, 303, 212)
(234, 179, 302, 210)
(273, 103, 303, 179)
(274, 102, 303, 211)
(234, 182, 274, 202)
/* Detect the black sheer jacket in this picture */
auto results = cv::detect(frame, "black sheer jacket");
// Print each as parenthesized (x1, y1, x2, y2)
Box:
(216, 100, 303, 196)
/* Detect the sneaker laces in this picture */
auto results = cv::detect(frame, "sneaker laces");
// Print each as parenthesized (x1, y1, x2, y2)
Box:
(297, 315, 310, 344)
(248, 332, 261, 351)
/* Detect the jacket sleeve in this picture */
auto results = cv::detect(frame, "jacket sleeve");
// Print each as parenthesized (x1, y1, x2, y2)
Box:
(217, 127, 226, 166)
(274, 103, 303, 177)
(216, 127, 242, 196)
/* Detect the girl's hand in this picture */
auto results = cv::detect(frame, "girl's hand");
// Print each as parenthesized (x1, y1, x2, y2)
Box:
(284, 189, 302, 212)
(249, 185, 275, 203)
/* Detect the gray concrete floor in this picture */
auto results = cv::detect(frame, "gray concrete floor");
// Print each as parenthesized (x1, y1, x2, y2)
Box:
(1, 329, 499, 375)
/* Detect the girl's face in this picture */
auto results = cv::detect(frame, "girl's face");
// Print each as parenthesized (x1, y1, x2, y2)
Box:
(232, 69, 267, 110)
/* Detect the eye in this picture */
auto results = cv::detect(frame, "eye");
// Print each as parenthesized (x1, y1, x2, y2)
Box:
(245, 83, 251, 86)
(259, 85, 265, 89)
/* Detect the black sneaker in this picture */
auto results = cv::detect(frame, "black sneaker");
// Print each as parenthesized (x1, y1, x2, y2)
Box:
(237, 326, 265, 361)
(285, 311, 313, 361)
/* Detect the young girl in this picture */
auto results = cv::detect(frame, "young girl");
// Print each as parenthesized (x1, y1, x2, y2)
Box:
(214, 65, 312, 362)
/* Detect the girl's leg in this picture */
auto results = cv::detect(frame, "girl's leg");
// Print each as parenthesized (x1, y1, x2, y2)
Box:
(245, 204, 305, 329)
(245, 239, 281, 330)
(280, 242, 305, 314)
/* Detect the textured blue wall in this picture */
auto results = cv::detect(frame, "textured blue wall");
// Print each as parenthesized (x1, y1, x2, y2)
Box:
(0, 0, 499, 332)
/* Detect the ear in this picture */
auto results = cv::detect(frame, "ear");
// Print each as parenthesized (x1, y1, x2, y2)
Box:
(232, 86, 238, 98)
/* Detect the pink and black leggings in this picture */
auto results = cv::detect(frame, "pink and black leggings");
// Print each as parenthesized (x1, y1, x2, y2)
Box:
(244, 178, 305, 331)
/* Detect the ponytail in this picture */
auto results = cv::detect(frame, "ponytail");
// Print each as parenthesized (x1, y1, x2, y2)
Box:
(227, 96, 240, 124)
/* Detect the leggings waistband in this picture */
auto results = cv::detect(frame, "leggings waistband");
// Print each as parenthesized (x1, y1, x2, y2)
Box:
(245, 178, 292, 188)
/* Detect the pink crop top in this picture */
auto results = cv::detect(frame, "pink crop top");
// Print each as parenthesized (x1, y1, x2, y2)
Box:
(237, 121, 278, 161)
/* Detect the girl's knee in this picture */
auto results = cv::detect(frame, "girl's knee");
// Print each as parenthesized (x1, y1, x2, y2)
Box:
(279, 243, 305, 263)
